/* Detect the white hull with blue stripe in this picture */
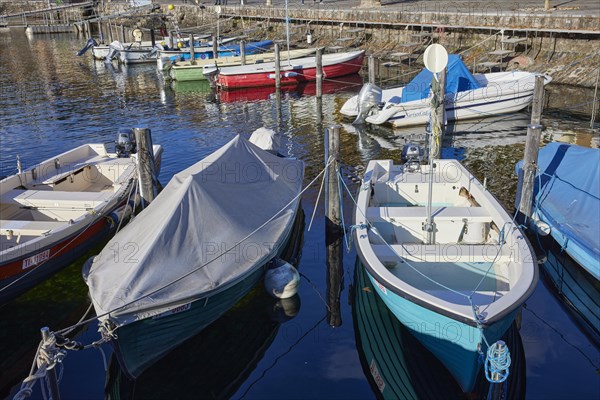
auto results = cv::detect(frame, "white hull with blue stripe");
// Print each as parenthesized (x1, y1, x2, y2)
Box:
(341, 56, 552, 127)
(354, 158, 538, 392)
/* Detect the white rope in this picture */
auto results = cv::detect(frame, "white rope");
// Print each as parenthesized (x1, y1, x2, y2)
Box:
(307, 155, 332, 231)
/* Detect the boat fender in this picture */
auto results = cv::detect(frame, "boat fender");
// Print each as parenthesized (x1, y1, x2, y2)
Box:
(535, 220, 551, 236)
(201, 53, 206, 59)
(264, 259, 300, 299)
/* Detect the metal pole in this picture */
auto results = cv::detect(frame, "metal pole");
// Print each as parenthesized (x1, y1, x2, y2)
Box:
(40, 327, 61, 400)
(316, 47, 323, 98)
(368, 55, 375, 85)
(212, 34, 218, 59)
(133, 128, 158, 207)
(274, 42, 281, 89)
(240, 39, 246, 65)
(189, 33, 195, 64)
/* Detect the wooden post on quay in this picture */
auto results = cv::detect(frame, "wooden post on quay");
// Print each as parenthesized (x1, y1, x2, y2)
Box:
(133, 128, 158, 207)
(189, 33, 196, 64)
(85, 21, 91, 38)
(150, 28, 156, 47)
(240, 40, 246, 65)
(368, 55, 376, 85)
(430, 67, 446, 160)
(120, 25, 126, 43)
(168, 31, 174, 49)
(518, 75, 545, 220)
(212, 34, 219, 59)
(316, 47, 323, 98)
(40, 327, 61, 400)
(98, 21, 104, 43)
(274, 43, 281, 89)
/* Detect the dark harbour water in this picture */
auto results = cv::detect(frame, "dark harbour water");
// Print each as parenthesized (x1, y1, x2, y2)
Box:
(1, 31, 599, 400)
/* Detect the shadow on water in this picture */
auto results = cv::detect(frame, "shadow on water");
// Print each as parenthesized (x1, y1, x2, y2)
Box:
(353, 261, 527, 400)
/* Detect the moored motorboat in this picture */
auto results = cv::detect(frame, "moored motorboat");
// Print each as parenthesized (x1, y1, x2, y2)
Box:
(0, 130, 163, 303)
(341, 54, 552, 127)
(158, 39, 273, 67)
(83, 133, 304, 378)
(168, 48, 317, 82)
(215, 50, 365, 89)
(353, 154, 538, 391)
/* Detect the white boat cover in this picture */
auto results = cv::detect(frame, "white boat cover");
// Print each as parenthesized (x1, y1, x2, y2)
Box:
(84, 135, 304, 326)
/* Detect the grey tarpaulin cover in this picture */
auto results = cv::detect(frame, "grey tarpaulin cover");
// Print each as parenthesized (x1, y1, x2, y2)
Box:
(84, 135, 304, 327)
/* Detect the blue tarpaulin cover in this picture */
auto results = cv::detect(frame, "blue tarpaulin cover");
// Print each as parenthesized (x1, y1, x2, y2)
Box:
(400, 54, 482, 103)
(517, 142, 600, 279)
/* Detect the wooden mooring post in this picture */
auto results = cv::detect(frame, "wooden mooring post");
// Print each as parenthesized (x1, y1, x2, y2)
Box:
(120, 25, 126, 43)
(40, 327, 61, 400)
(316, 47, 323, 98)
(274, 43, 281, 89)
(324, 124, 343, 327)
(368, 55, 376, 85)
(212, 34, 219, 59)
(240, 40, 246, 65)
(430, 67, 447, 160)
(518, 75, 545, 220)
(133, 128, 158, 207)
(188, 33, 196, 65)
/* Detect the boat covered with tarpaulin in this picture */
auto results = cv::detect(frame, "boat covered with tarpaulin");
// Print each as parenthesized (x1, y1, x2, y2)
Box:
(83, 134, 304, 377)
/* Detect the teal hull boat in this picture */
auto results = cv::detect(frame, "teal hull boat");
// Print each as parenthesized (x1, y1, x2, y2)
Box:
(354, 158, 538, 392)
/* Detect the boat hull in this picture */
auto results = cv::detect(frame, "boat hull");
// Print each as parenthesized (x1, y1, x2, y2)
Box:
(0, 214, 117, 303)
(218, 51, 365, 89)
(364, 268, 516, 392)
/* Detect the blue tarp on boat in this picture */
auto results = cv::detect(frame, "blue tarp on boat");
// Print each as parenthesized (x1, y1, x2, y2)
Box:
(399, 54, 482, 103)
(516, 142, 600, 280)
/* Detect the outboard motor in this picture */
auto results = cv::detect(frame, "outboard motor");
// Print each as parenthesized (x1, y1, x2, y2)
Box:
(401, 143, 422, 171)
(115, 128, 137, 157)
(353, 82, 382, 125)
(141, 43, 164, 61)
(105, 41, 124, 63)
(76, 38, 98, 56)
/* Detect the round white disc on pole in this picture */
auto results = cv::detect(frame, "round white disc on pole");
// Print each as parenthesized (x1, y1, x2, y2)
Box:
(423, 44, 448, 73)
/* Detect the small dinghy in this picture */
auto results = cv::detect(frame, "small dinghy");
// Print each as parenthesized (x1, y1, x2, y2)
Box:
(0, 129, 163, 302)
(83, 133, 304, 378)
(353, 149, 538, 391)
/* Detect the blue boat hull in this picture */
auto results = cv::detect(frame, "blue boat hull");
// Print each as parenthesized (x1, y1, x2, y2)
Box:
(365, 269, 517, 392)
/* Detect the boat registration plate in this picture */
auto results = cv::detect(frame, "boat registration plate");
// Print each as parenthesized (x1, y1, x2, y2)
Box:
(370, 359, 386, 392)
(22, 250, 50, 270)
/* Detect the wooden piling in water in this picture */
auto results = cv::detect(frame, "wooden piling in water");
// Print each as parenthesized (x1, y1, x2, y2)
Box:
(316, 47, 323, 98)
(431, 68, 447, 159)
(274, 43, 281, 89)
(40, 327, 61, 400)
(189, 33, 196, 65)
(133, 128, 158, 207)
(212, 34, 218, 59)
(240, 40, 246, 65)
(368, 55, 376, 85)
(325, 125, 341, 232)
(518, 75, 545, 220)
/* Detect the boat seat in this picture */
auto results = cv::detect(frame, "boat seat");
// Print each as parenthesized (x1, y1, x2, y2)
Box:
(371, 243, 510, 263)
(366, 206, 492, 223)
(1, 189, 114, 209)
(0, 220, 65, 236)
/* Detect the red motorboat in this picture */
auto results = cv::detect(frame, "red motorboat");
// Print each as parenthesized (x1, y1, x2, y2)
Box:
(216, 50, 365, 89)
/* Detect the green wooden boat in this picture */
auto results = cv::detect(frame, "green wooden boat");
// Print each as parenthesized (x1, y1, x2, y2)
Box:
(169, 48, 317, 81)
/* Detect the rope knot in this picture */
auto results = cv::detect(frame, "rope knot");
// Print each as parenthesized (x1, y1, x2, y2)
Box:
(485, 340, 511, 383)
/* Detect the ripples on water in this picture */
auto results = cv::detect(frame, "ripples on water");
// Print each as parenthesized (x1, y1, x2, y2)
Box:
(0, 31, 598, 400)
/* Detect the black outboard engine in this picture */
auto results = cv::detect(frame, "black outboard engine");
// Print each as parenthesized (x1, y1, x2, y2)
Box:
(115, 128, 137, 157)
(76, 38, 98, 56)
